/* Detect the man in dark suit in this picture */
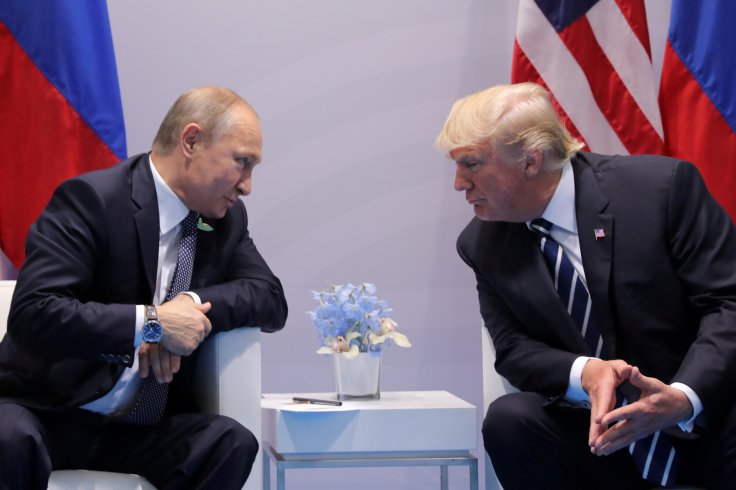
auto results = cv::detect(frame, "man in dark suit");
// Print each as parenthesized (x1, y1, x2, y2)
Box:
(0, 86, 288, 489)
(436, 82, 736, 489)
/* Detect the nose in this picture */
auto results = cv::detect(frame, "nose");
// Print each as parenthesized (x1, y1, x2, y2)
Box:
(454, 164, 471, 192)
(237, 170, 252, 196)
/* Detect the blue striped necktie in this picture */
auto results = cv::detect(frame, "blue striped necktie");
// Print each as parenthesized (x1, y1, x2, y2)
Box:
(529, 218, 679, 487)
(529, 218, 603, 356)
(123, 210, 199, 425)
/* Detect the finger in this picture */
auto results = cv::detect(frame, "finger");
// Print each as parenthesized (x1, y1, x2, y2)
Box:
(627, 367, 658, 394)
(138, 344, 150, 378)
(589, 414, 606, 449)
(148, 344, 163, 383)
(202, 316, 213, 338)
(170, 353, 181, 374)
(600, 402, 638, 427)
(596, 422, 639, 455)
(196, 301, 212, 313)
(594, 419, 628, 451)
(158, 347, 172, 383)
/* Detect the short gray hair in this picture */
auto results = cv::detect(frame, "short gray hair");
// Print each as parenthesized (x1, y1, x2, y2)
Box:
(152, 86, 258, 154)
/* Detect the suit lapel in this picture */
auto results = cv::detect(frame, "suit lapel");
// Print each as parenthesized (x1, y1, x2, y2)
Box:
(130, 155, 159, 300)
(572, 155, 617, 356)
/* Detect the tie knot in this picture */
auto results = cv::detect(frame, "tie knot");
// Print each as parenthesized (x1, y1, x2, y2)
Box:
(530, 218, 552, 238)
(182, 211, 199, 232)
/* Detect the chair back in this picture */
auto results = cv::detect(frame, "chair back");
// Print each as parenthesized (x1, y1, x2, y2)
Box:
(0, 280, 15, 338)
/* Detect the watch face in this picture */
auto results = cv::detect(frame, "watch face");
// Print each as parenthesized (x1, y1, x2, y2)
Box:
(142, 320, 163, 343)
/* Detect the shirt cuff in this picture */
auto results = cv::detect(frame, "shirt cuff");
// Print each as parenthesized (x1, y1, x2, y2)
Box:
(670, 382, 702, 432)
(180, 291, 202, 304)
(134, 305, 143, 348)
(564, 356, 594, 408)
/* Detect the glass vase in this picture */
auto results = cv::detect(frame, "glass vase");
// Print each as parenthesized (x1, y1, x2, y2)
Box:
(333, 351, 381, 400)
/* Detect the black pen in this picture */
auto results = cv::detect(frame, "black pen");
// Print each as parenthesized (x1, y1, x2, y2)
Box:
(292, 397, 342, 406)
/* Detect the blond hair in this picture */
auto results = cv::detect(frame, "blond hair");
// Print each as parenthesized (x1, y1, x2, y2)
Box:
(435, 83, 583, 170)
(152, 86, 258, 154)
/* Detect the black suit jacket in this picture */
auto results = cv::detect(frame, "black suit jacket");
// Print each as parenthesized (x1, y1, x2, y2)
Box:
(0, 153, 287, 413)
(458, 152, 736, 422)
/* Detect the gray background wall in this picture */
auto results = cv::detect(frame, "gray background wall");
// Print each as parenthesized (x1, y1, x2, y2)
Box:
(102, 1, 670, 488)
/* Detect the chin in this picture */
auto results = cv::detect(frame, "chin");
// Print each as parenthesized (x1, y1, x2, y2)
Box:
(473, 207, 494, 221)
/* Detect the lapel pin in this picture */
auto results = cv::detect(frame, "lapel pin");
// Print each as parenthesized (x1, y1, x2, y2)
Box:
(594, 228, 605, 240)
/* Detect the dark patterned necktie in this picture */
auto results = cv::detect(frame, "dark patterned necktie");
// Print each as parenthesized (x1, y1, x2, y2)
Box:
(530, 218, 679, 487)
(123, 210, 199, 425)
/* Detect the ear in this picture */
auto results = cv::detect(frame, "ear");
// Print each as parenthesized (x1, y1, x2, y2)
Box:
(523, 149, 544, 179)
(181, 123, 202, 158)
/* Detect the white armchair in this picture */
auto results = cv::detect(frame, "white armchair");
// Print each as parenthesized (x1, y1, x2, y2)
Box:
(481, 324, 516, 490)
(0, 280, 262, 490)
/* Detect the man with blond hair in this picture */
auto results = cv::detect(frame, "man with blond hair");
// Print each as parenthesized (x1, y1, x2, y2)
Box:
(0, 86, 287, 489)
(437, 82, 736, 489)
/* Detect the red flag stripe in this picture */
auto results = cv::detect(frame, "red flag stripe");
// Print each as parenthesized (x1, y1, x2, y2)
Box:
(585, 0, 662, 139)
(558, 15, 663, 154)
(513, 0, 662, 156)
(514, 0, 628, 154)
(613, 0, 651, 58)
(511, 41, 588, 150)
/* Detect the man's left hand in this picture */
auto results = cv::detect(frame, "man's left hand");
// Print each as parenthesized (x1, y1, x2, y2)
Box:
(591, 367, 693, 456)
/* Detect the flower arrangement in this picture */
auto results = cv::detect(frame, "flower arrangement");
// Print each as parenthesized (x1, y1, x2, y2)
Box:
(308, 282, 411, 359)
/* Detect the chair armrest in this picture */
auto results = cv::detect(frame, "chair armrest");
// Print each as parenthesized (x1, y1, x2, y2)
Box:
(194, 326, 261, 490)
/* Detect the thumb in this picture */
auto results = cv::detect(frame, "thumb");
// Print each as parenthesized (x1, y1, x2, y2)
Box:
(196, 301, 212, 313)
(627, 366, 655, 393)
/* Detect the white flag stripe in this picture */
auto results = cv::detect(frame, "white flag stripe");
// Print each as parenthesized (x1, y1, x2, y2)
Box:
(516, 0, 628, 154)
(586, 0, 663, 138)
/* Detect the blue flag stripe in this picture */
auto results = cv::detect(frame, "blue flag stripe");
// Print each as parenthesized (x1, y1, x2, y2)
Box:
(0, 0, 127, 159)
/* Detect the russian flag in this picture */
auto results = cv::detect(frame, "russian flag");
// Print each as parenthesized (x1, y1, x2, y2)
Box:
(0, 1, 126, 271)
(659, 0, 736, 219)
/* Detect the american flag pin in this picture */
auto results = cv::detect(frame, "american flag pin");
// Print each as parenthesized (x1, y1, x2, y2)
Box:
(594, 228, 605, 240)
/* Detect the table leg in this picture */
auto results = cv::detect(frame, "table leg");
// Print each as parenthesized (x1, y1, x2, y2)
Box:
(263, 448, 270, 490)
(440, 465, 449, 490)
(277, 462, 286, 490)
(469, 457, 479, 490)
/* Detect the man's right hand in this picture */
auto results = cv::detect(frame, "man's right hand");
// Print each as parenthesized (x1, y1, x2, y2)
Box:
(581, 359, 633, 450)
(155, 295, 213, 355)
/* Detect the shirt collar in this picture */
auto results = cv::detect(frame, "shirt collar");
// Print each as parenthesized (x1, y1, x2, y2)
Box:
(538, 160, 577, 234)
(149, 155, 190, 235)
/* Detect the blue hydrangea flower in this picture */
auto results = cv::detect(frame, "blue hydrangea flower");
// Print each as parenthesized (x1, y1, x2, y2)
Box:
(308, 283, 411, 358)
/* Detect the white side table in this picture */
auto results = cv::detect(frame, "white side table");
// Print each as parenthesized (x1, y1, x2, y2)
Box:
(261, 390, 478, 490)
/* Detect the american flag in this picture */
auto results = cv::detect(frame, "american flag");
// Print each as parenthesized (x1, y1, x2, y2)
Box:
(512, 0, 663, 156)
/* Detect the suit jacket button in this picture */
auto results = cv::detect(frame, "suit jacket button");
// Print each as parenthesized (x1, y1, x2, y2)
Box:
(123, 355, 131, 364)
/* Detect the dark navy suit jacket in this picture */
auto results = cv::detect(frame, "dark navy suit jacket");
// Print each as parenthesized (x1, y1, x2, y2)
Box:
(458, 152, 736, 422)
(0, 153, 287, 413)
